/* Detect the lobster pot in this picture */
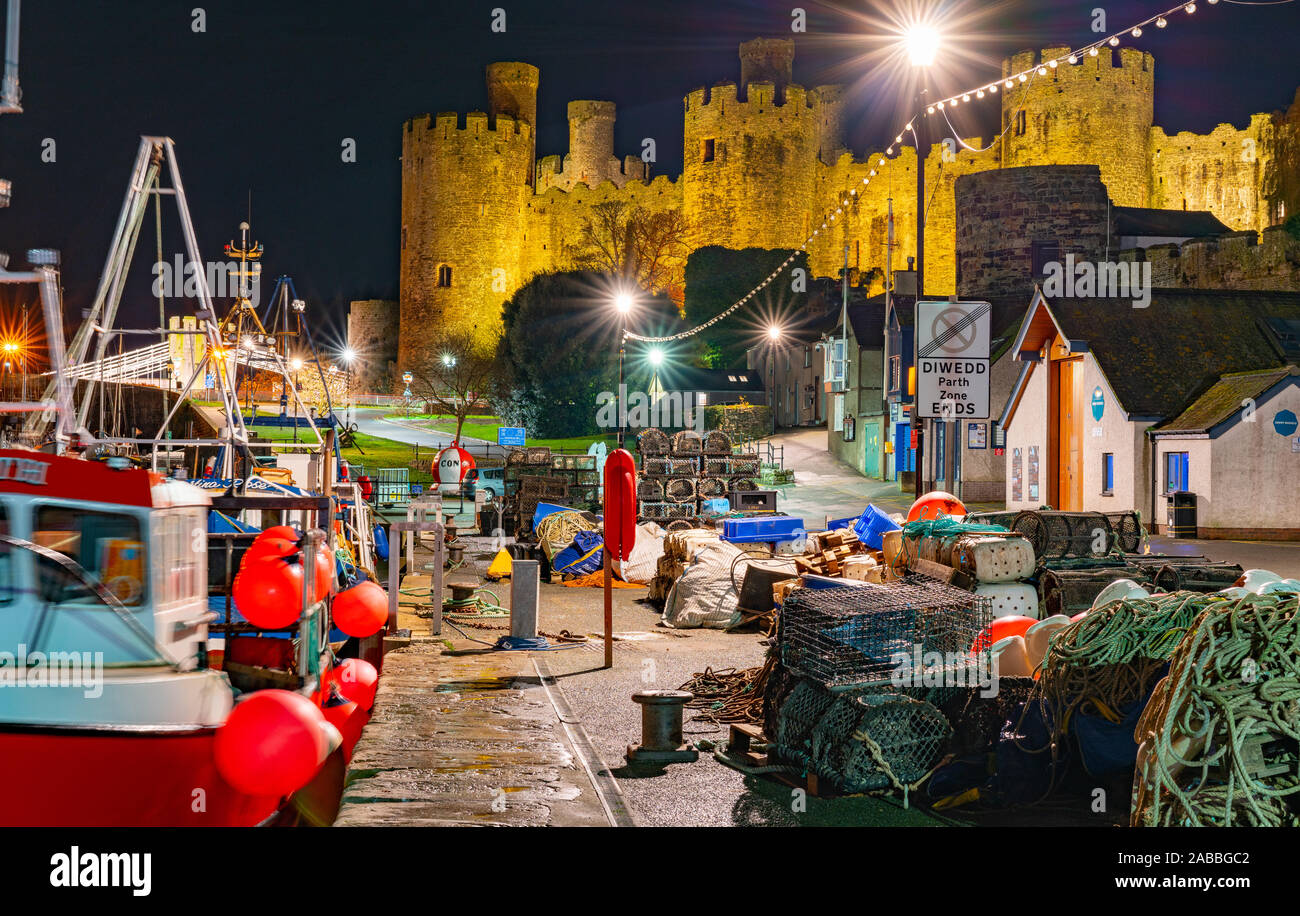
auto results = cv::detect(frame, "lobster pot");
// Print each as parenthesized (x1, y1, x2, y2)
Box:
(963, 511, 1016, 531)
(637, 428, 670, 455)
(575, 468, 599, 485)
(637, 479, 665, 501)
(639, 501, 671, 520)
(702, 430, 733, 455)
(1012, 510, 1114, 560)
(1138, 560, 1245, 594)
(664, 518, 697, 533)
(728, 454, 760, 475)
(1104, 511, 1144, 553)
(505, 447, 528, 467)
(552, 454, 576, 470)
(670, 430, 703, 455)
(568, 484, 599, 506)
(1039, 566, 1145, 617)
(774, 679, 950, 794)
(729, 476, 758, 493)
(703, 458, 729, 476)
(665, 477, 697, 503)
(642, 457, 669, 477)
(639, 501, 691, 520)
(664, 456, 700, 475)
(697, 477, 727, 499)
(779, 578, 992, 689)
(525, 446, 553, 466)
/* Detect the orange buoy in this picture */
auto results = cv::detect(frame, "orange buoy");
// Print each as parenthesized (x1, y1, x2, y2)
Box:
(972, 614, 1036, 654)
(241, 536, 298, 569)
(329, 658, 379, 710)
(322, 697, 366, 759)
(232, 555, 305, 630)
(906, 490, 966, 523)
(331, 581, 388, 638)
(312, 542, 335, 602)
(213, 690, 329, 797)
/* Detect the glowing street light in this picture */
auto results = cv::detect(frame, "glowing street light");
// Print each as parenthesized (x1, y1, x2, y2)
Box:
(341, 347, 357, 364)
(648, 347, 664, 367)
(903, 24, 940, 67)
(611, 290, 638, 449)
(290, 357, 304, 372)
(441, 353, 457, 368)
(614, 291, 634, 315)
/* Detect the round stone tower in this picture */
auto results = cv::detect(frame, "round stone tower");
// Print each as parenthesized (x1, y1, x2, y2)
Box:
(566, 100, 617, 188)
(739, 38, 794, 102)
(1000, 46, 1155, 207)
(399, 62, 538, 372)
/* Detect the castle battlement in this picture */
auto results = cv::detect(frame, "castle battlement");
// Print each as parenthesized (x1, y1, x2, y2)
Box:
(395, 37, 1299, 372)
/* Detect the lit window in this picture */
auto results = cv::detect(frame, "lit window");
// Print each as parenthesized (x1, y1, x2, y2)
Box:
(1164, 451, 1189, 495)
(1102, 453, 1114, 495)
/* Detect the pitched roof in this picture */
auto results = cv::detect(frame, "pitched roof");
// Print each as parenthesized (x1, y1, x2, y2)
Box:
(1153, 366, 1297, 434)
(1041, 288, 1300, 418)
(657, 365, 765, 392)
(1112, 206, 1232, 239)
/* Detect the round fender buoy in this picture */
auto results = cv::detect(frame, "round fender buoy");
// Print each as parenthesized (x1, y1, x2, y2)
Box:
(906, 490, 966, 523)
(241, 536, 298, 570)
(331, 581, 388, 638)
(214, 690, 329, 797)
(232, 556, 305, 630)
(972, 614, 1036, 654)
(328, 658, 379, 711)
(312, 541, 335, 602)
(322, 697, 366, 759)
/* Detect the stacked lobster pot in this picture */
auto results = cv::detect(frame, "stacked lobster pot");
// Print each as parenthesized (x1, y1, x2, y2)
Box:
(635, 427, 761, 528)
(902, 526, 1039, 620)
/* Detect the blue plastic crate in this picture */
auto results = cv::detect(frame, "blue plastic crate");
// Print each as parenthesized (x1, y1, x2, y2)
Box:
(722, 516, 805, 543)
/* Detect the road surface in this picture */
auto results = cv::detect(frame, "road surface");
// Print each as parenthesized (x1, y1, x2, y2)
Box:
(351, 408, 497, 451)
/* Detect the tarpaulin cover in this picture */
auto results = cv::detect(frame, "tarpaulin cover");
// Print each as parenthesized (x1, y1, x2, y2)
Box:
(553, 529, 604, 577)
(661, 540, 749, 629)
(621, 521, 665, 585)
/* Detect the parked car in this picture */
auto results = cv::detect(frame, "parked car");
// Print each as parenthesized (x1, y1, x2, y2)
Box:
(465, 466, 505, 502)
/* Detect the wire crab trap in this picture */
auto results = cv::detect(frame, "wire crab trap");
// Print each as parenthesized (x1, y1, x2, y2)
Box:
(664, 518, 697, 533)
(637, 428, 670, 455)
(1104, 511, 1144, 553)
(665, 477, 697, 503)
(504, 447, 527, 466)
(637, 479, 664, 501)
(779, 578, 992, 689)
(728, 476, 758, 493)
(697, 476, 727, 499)
(703, 457, 729, 476)
(670, 430, 703, 455)
(963, 511, 1016, 530)
(642, 457, 669, 477)
(1011, 510, 1114, 560)
(702, 430, 733, 454)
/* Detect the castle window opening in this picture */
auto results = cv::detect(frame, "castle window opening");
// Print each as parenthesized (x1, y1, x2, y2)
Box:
(401, 226, 407, 250)
(1014, 110, 1027, 137)
(438, 265, 453, 288)
(1031, 241, 1060, 278)
(702, 139, 715, 163)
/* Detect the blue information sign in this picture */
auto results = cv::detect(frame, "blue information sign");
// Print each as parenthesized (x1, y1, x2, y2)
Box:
(1273, 409, 1298, 437)
(498, 427, 526, 447)
(1091, 387, 1105, 422)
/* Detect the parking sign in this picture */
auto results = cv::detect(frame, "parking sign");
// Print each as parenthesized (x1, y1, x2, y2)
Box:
(916, 301, 991, 420)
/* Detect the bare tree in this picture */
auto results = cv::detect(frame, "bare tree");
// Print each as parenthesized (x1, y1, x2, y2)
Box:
(566, 201, 691, 301)
(407, 329, 496, 444)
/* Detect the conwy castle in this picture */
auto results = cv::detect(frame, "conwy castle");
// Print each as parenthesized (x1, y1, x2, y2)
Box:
(391, 37, 1300, 373)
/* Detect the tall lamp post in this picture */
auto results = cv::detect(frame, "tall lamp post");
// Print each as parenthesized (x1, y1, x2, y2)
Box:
(613, 291, 634, 449)
(905, 23, 939, 499)
(766, 325, 783, 437)
(341, 347, 356, 427)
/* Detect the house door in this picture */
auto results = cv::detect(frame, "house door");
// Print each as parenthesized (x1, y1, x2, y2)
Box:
(863, 422, 880, 479)
(1055, 357, 1084, 510)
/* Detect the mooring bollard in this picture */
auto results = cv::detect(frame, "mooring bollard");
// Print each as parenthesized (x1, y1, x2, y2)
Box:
(510, 559, 539, 639)
(626, 689, 698, 764)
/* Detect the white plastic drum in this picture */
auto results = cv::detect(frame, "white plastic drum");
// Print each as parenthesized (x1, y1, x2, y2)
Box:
(976, 581, 1040, 620)
(990, 635, 1034, 678)
(961, 535, 1036, 583)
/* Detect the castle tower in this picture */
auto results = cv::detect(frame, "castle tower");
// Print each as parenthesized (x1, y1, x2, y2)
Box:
(683, 40, 821, 252)
(1000, 46, 1155, 207)
(399, 62, 537, 372)
(739, 38, 794, 102)
(812, 84, 847, 166)
(487, 61, 540, 184)
(566, 100, 617, 188)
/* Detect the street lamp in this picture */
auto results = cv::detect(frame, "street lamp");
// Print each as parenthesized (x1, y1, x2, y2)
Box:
(767, 325, 783, 437)
(903, 25, 940, 67)
(612, 291, 635, 449)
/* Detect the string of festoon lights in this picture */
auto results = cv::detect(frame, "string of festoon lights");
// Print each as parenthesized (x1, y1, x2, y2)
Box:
(625, 0, 1257, 344)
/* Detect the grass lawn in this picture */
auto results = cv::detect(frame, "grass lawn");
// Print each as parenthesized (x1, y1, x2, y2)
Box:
(266, 430, 434, 483)
(389, 414, 619, 454)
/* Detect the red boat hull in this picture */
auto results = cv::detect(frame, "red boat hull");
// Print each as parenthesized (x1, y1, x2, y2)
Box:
(0, 727, 284, 827)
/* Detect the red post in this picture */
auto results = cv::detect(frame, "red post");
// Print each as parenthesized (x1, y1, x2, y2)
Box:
(602, 448, 637, 670)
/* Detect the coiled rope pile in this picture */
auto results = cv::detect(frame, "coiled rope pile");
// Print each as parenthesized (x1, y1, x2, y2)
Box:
(680, 655, 777, 725)
(1132, 592, 1300, 827)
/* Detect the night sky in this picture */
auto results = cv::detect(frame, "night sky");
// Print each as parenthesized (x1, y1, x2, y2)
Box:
(0, 0, 1297, 354)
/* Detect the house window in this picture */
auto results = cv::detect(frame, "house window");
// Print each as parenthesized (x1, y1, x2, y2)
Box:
(1164, 451, 1189, 495)
(437, 265, 453, 287)
(1031, 241, 1060, 277)
(889, 355, 901, 393)
(702, 139, 715, 163)
(804, 347, 811, 369)
(1102, 452, 1114, 496)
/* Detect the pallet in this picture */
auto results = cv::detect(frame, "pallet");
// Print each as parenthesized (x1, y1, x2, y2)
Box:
(728, 723, 771, 768)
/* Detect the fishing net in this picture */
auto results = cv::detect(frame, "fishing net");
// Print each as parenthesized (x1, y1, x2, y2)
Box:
(1132, 592, 1300, 827)
(637, 428, 670, 455)
(670, 430, 702, 455)
(505, 447, 527, 466)
(525, 446, 552, 465)
(665, 477, 697, 503)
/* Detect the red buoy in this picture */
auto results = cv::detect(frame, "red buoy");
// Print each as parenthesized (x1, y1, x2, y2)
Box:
(232, 555, 305, 630)
(241, 536, 298, 569)
(328, 658, 379, 710)
(331, 581, 387, 638)
(213, 690, 329, 798)
(312, 541, 334, 602)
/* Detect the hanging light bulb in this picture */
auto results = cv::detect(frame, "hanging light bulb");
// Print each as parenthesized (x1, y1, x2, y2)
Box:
(1089, 46, 1100, 56)
(976, 89, 985, 99)
(1018, 73, 1028, 82)
(927, 105, 935, 114)
(1003, 79, 1014, 89)
(1131, 26, 1142, 37)
(1185, 3, 1196, 13)
(1108, 35, 1120, 46)
(989, 84, 998, 93)
(1068, 54, 1078, 64)
(1037, 66, 1047, 75)
(1156, 16, 1167, 27)
(1048, 59, 1058, 69)
(962, 93, 970, 101)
